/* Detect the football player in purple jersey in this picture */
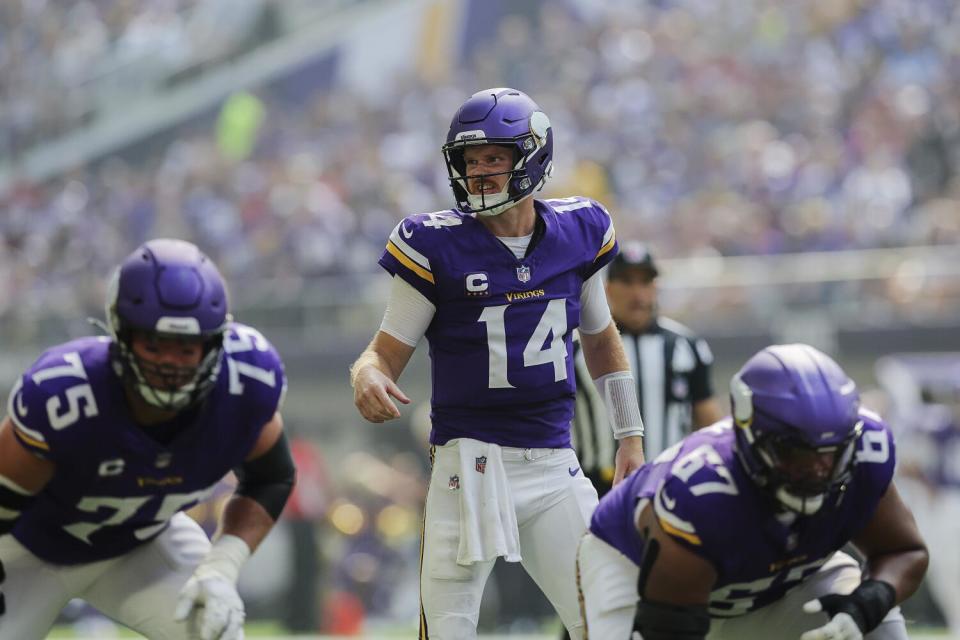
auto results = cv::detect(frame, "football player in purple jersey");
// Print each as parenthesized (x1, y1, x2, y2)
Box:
(578, 344, 928, 640)
(0, 239, 295, 640)
(350, 88, 646, 639)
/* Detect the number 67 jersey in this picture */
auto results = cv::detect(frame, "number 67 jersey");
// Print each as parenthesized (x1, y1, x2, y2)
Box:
(379, 197, 617, 449)
(5, 323, 285, 565)
(590, 416, 897, 617)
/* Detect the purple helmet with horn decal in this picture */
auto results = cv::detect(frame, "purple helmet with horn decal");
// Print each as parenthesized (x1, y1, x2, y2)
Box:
(730, 344, 863, 515)
(105, 239, 229, 411)
(442, 88, 554, 217)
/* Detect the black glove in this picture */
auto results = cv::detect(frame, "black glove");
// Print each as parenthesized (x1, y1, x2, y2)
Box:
(806, 579, 896, 634)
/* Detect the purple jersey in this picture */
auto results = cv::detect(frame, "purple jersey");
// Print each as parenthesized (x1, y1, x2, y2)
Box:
(590, 413, 896, 618)
(379, 197, 617, 449)
(6, 323, 286, 565)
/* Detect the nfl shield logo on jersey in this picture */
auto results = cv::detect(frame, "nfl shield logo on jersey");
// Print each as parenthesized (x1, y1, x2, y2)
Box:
(516, 265, 531, 283)
(475, 456, 487, 474)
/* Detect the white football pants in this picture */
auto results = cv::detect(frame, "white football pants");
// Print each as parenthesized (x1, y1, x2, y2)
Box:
(0, 512, 210, 640)
(419, 440, 598, 639)
(577, 533, 907, 640)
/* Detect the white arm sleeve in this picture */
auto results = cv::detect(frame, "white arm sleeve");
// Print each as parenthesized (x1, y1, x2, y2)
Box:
(378, 276, 437, 347)
(579, 270, 612, 335)
(594, 371, 645, 439)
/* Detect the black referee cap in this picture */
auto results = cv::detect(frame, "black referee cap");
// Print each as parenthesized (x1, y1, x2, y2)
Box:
(608, 241, 659, 280)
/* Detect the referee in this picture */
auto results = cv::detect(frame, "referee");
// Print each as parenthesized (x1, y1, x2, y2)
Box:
(572, 241, 723, 497)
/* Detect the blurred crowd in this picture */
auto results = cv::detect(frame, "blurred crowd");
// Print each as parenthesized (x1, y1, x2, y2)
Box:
(0, 0, 282, 158)
(2, 0, 959, 333)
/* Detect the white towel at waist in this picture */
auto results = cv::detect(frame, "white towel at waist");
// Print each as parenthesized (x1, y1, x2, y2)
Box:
(455, 438, 522, 565)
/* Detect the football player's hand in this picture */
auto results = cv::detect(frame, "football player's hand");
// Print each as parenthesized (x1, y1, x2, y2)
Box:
(800, 599, 862, 640)
(613, 436, 645, 486)
(352, 365, 410, 423)
(174, 569, 245, 640)
(800, 580, 896, 640)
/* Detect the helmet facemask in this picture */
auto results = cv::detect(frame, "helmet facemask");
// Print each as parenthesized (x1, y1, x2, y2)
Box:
(108, 302, 226, 412)
(443, 92, 553, 217)
(749, 425, 861, 514)
(443, 138, 544, 217)
(113, 328, 224, 412)
(731, 371, 862, 515)
(104, 239, 230, 414)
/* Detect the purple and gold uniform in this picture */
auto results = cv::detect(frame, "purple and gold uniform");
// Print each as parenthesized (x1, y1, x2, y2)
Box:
(6, 323, 285, 565)
(590, 414, 896, 618)
(379, 196, 616, 449)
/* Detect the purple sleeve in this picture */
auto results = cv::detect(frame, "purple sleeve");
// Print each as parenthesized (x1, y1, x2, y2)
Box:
(583, 199, 618, 280)
(5, 343, 105, 462)
(7, 373, 57, 460)
(853, 412, 898, 501)
(222, 324, 287, 445)
(378, 215, 440, 304)
(650, 466, 732, 566)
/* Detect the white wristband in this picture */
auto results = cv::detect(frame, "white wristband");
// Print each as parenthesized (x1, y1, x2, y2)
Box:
(197, 534, 251, 584)
(594, 371, 645, 440)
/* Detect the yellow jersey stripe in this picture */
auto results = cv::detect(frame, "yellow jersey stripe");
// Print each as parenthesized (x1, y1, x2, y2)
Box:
(594, 232, 616, 261)
(13, 427, 50, 452)
(387, 241, 435, 284)
(659, 517, 702, 546)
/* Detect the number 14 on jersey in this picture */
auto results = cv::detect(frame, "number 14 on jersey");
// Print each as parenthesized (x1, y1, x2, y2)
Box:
(478, 299, 568, 389)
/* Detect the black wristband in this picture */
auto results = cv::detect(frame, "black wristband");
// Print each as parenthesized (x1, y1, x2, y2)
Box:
(850, 579, 896, 632)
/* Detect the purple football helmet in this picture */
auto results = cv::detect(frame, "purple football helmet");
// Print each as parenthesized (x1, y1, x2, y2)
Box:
(106, 239, 229, 411)
(442, 88, 554, 217)
(730, 344, 863, 515)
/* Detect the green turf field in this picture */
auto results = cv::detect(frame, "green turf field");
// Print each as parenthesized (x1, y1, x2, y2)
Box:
(46, 623, 954, 639)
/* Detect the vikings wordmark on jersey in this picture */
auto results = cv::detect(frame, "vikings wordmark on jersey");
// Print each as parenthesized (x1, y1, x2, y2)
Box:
(379, 196, 617, 449)
(590, 415, 896, 617)
(6, 323, 285, 565)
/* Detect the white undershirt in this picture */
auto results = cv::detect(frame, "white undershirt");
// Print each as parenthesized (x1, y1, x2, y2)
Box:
(497, 233, 534, 260)
(380, 269, 612, 346)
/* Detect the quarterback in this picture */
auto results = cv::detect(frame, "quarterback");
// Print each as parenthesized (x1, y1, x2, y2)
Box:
(350, 88, 646, 639)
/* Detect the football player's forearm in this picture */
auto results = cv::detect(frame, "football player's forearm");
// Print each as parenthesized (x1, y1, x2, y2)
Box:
(217, 494, 277, 553)
(350, 348, 394, 384)
(350, 334, 412, 384)
(866, 546, 929, 603)
(580, 321, 630, 378)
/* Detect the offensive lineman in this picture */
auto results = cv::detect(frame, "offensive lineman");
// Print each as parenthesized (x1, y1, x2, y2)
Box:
(579, 344, 928, 640)
(0, 239, 295, 639)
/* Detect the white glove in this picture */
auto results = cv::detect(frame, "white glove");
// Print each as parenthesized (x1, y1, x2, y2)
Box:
(175, 535, 251, 640)
(799, 599, 864, 640)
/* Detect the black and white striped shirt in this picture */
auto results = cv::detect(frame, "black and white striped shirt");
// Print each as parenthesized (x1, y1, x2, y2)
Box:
(572, 317, 715, 477)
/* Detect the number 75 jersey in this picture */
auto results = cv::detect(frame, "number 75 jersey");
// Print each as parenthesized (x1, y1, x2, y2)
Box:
(379, 197, 617, 449)
(5, 323, 286, 565)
